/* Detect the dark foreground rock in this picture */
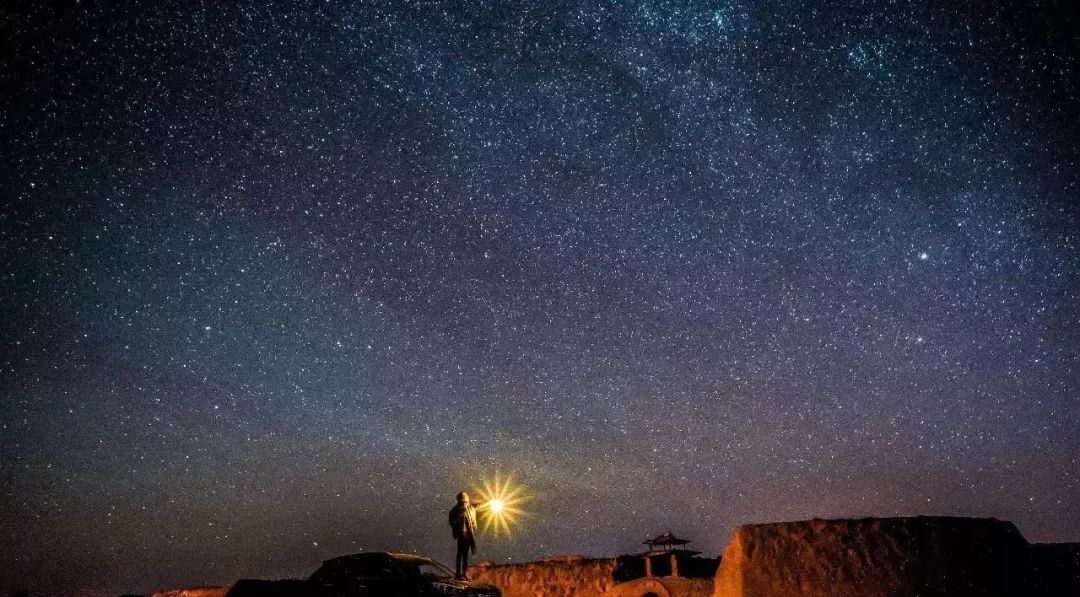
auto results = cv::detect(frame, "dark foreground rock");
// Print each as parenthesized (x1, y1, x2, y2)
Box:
(222, 551, 497, 597)
(1028, 542, 1080, 597)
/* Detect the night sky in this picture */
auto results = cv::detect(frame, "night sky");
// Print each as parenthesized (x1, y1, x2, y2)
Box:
(3, 1, 1079, 595)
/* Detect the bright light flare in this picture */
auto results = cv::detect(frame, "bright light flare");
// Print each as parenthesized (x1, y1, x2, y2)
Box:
(474, 475, 528, 537)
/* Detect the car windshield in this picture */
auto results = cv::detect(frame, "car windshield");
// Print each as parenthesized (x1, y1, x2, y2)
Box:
(412, 560, 455, 580)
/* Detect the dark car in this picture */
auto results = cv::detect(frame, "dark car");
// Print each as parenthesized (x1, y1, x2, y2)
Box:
(227, 551, 499, 597)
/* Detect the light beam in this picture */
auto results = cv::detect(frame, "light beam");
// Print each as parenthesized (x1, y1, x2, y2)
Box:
(474, 474, 528, 537)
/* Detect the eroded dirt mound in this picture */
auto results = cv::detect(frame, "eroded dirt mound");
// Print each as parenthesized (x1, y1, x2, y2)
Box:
(469, 555, 617, 597)
(1028, 542, 1080, 597)
(146, 588, 230, 597)
(713, 516, 1029, 597)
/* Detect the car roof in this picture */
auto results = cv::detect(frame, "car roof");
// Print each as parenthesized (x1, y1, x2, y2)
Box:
(386, 552, 436, 564)
(321, 551, 436, 566)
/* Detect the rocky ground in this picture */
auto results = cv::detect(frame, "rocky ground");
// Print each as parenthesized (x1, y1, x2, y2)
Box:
(127, 516, 1080, 597)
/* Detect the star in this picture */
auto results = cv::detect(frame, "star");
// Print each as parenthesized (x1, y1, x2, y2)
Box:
(2, 1, 1077, 595)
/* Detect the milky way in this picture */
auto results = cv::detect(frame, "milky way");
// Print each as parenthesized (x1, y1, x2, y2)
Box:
(2, 1, 1078, 595)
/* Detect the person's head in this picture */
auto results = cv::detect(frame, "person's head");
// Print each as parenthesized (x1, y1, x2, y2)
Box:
(456, 491, 470, 504)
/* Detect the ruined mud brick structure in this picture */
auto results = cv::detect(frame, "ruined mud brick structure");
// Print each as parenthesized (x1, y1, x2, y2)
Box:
(713, 517, 1080, 596)
(134, 517, 1080, 596)
(468, 533, 720, 597)
(470, 517, 1080, 597)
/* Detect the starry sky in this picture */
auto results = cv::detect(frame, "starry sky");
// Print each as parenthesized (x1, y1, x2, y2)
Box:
(2, 1, 1079, 595)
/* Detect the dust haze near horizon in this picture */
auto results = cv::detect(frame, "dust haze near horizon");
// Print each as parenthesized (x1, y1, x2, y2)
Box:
(2, 1, 1079, 595)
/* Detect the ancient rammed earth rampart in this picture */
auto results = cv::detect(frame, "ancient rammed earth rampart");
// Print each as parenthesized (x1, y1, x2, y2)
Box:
(139, 517, 1080, 597)
(469, 555, 618, 597)
(715, 517, 1028, 596)
(143, 588, 229, 597)
(469, 517, 1080, 597)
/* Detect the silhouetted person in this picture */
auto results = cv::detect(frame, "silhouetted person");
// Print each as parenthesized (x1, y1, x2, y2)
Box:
(448, 491, 477, 579)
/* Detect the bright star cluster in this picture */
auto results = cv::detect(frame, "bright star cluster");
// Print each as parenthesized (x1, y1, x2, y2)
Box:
(1, 1, 1078, 596)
